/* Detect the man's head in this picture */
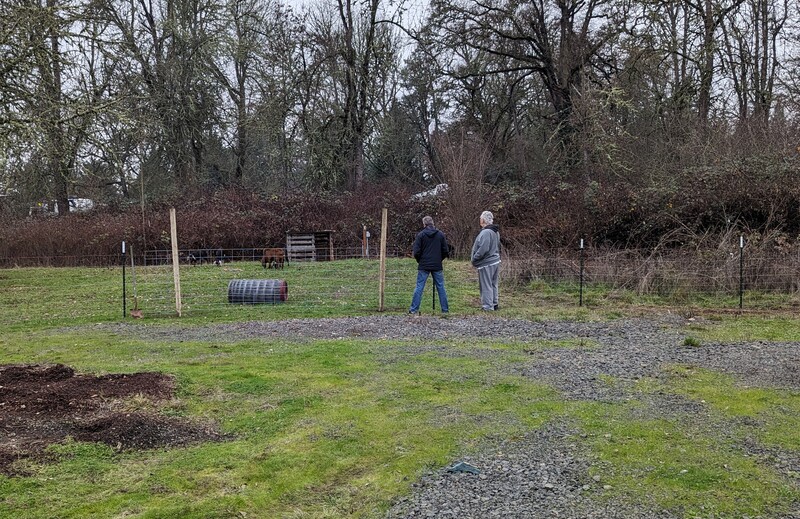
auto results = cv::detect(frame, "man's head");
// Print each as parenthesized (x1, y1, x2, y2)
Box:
(480, 210, 493, 227)
(422, 215, 434, 227)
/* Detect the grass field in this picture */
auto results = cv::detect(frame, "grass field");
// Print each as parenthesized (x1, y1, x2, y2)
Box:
(1, 260, 800, 517)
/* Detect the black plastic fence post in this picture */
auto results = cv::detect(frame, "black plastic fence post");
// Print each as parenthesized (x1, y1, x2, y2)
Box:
(579, 238, 585, 307)
(122, 241, 127, 318)
(739, 235, 744, 310)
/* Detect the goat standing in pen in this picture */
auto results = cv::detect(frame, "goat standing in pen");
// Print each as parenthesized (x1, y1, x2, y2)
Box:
(262, 248, 285, 269)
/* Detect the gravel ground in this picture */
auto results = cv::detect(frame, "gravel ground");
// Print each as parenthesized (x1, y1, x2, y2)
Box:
(87, 314, 800, 518)
(385, 425, 674, 519)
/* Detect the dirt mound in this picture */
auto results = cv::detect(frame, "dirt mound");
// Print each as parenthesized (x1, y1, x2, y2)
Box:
(73, 413, 220, 450)
(0, 364, 222, 476)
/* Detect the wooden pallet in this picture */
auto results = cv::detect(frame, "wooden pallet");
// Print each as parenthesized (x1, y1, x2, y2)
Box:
(286, 233, 316, 262)
(286, 231, 335, 262)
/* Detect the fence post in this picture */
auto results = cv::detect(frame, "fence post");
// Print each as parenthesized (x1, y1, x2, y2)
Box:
(378, 208, 388, 311)
(170, 208, 182, 317)
(122, 241, 127, 318)
(363, 225, 371, 259)
(739, 235, 744, 310)
(579, 238, 584, 307)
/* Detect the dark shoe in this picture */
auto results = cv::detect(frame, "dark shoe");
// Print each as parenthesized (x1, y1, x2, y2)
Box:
(494, 305, 499, 310)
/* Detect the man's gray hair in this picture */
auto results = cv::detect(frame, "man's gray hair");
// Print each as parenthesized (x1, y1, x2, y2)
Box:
(480, 211, 494, 224)
(422, 215, 434, 226)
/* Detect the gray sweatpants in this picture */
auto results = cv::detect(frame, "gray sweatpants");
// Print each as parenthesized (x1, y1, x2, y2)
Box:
(478, 262, 500, 310)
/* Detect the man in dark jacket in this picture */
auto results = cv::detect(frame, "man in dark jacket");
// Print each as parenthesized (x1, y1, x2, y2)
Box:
(409, 216, 450, 315)
(471, 210, 501, 310)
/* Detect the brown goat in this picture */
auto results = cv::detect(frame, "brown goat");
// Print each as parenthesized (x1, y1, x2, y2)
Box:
(261, 248, 285, 269)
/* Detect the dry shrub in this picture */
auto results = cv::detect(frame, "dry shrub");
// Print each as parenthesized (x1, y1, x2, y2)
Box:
(500, 236, 800, 300)
(500, 250, 581, 286)
(0, 183, 427, 266)
(430, 131, 492, 258)
(587, 243, 800, 297)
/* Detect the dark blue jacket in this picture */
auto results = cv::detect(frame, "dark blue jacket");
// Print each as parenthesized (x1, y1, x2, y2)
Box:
(413, 225, 449, 272)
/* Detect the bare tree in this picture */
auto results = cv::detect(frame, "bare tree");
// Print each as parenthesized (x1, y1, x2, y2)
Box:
(673, 0, 744, 124)
(101, 0, 221, 189)
(0, 0, 116, 214)
(432, 128, 490, 256)
(298, 0, 401, 190)
(720, 0, 789, 126)
(398, 35, 449, 182)
(427, 0, 624, 127)
(206, 0, 301, 185)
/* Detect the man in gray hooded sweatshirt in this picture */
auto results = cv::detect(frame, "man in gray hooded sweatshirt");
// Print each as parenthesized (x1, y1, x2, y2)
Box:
(471, 210, 501, 310)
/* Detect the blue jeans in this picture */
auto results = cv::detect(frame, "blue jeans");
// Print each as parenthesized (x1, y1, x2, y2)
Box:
(409, 270, 448, 313)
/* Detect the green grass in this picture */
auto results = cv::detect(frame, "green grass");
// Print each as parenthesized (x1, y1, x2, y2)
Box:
(686, 316, 800, 342)
(575, 401, 797, 517)
(0, 259, 482, 332)
(650, 366, 800, 451)
(4, 258, 799, 332)
(599, 365, 800, 515)
(0, 332, 562, 518)
(500, 277, 800, 322)
(682, 335, 702, 347)
(3, 261, 800, 517)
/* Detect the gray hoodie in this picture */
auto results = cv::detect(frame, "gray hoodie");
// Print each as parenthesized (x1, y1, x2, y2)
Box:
(471, 224, 500, 268)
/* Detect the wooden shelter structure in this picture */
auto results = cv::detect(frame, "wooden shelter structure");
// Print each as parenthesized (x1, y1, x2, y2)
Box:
(286, 231, 335, 262)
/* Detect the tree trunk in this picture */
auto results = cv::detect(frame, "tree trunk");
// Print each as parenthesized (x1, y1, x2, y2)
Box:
(347, 135, 365, 191)
(47, 0, 70, 216)
(697, 0, 715, 124)
(235, 97, 247, 182)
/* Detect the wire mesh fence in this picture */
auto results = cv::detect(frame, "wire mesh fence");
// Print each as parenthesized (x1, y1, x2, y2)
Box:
(501, 248, 800, 295)
(3, 246, 800, 327)
(128, 248, 419, 317)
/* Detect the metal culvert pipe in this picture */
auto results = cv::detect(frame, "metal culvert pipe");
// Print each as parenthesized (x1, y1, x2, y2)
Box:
(228, 279, 288, 304)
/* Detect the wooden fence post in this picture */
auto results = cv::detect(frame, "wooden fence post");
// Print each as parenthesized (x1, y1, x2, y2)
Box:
(122, 241, 127, 318)
(379, 207, 388, 311)
(170, 208, 182, 317)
